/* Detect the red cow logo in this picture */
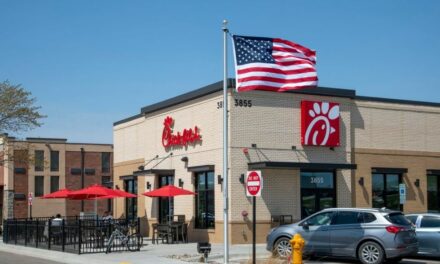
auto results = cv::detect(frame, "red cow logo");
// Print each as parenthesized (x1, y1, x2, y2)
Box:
(301, 101, 340, 146)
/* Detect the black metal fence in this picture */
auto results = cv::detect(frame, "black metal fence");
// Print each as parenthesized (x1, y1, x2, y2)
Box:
(2, 217, 142, 254)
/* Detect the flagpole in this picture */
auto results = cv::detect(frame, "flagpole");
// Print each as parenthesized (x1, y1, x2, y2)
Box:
(222, 19, 229, 264)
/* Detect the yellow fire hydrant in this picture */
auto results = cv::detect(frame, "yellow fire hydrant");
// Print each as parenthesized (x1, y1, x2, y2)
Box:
(290, 233, 305, 264)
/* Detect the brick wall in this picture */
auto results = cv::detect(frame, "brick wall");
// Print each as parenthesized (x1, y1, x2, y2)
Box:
(65, 151, 111, 216)
(13, 150, 29, 218)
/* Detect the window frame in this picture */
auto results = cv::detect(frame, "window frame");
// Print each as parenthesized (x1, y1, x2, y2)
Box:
(50, 176, 59, 193)
(427, 174, 440, 212)
(194, 171, 215, 229)
(34, 150, 44, 172)
(35, 176, 44, 197)
(372, 173, 402, 211)
(50, 151, 59, 172)
(101, 152, 111, 173)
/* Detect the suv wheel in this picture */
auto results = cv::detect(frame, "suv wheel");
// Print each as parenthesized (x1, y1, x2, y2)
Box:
(358, 241, 384, 264)
(274, 237, 292, 258)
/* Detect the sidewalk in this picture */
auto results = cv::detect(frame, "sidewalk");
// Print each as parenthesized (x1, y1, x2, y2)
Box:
(0, 239, 272, 264)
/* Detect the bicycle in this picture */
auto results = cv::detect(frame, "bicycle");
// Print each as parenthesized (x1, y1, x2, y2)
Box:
(105, 221, 140, 254)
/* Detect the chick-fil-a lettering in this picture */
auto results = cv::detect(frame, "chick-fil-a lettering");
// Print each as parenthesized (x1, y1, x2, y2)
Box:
(162, 116, 202, 148)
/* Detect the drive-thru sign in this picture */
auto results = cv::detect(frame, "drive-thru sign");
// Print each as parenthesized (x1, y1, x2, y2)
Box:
(246, 170, 263, 197)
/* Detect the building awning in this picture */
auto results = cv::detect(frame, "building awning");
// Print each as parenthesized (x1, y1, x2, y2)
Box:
(133, 169, 175, 176)
(248, 162, 357, 170)
(372, 167, 407, 174)
(427, 169, 440, 175)
(187, 165, 215, 172)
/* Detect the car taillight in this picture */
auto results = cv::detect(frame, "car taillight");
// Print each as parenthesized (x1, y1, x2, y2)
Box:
(386, 225, 405, 234)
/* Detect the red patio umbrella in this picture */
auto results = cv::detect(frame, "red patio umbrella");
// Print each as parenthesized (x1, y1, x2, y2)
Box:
(91, 188, 137, 199)
(142, 184, 196, 197)
(143, 185, 195, 222)
(40, 188, 73, 199)
(67, 184, 132, 200)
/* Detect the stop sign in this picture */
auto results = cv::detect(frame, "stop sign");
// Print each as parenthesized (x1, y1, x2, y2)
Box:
(246, 170, 263, 197)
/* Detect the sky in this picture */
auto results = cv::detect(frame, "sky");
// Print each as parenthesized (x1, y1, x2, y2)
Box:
(1, 0, 439, 144)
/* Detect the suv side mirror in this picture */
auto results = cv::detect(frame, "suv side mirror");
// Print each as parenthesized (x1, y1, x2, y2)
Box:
(302, 222, 309, 230)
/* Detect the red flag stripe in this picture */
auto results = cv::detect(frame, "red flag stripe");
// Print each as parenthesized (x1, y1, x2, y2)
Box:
(238, 84, 316, 92)
(238, 76, 318, 84)
(238, 67, 316, 75)
(273, 38, 315, 55)
(273, 46, 316, 59)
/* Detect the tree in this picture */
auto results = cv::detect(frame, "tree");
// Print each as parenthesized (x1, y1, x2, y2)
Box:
(0, 81, 46, 166)
(0, 80, 45, 134)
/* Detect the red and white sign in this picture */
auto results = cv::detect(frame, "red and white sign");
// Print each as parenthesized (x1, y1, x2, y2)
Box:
(301, 100, 340, 147)
(161, 116, 202, 148)
(246, 170, 263, 197)
(28, 192, 33, 206)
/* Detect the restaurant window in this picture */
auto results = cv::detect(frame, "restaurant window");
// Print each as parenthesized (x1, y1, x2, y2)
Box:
(34, 150, 44, 171)
(124, 179, 137, 220)
(35, 176, 44, 197)
(102, 152, 111, 173)
(158, 175, 174, 223)
(50, 176, 59, 193)
(427, 174, 440, 212)
(372, 173, 402, 210)
(195, 171, 215, 229)
(50, 151, 59, 172)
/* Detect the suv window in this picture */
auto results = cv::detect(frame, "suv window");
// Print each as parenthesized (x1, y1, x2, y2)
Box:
(332, 211, 359, 225)
(305, 212, 333, 226)
(360, 212, 377, 223)
(385, 212, 412, 226)
(406, 215, 418, 225)
(420, 216, 440, 228)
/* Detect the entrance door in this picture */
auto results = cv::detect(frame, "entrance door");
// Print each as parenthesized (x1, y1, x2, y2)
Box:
(158, 175, 174, 223)
(301, 171, 336, 219)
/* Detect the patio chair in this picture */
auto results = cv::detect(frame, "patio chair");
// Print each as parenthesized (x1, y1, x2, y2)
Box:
(152, 224, 173, 244)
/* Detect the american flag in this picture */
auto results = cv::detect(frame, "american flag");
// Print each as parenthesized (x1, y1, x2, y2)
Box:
(232, 35, 317, 92)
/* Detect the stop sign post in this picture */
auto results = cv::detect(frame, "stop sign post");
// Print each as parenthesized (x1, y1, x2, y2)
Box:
(246, 170, 262, 264)
(28, 192, 33, 219)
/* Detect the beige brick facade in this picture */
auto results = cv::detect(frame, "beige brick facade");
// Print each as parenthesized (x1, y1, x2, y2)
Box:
(113, 82, 440, 244)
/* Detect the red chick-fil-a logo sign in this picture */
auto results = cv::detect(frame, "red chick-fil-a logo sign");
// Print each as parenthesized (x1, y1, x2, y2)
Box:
(162, 116, 202, 148)
(301, 100, 340, 147)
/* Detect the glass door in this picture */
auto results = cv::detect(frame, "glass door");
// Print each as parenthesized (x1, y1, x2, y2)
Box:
(300, 171, 336, 219)
(158, 175, 174, 223)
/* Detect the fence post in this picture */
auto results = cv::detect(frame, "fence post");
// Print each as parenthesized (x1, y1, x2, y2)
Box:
(3, 220, 7, 243)
(62, 219, 65, 252)
(78, 219, 82, 254)
(48, 219, 52, 250)
(24, 219, 28, 246)
(36, 220, 39, 248)
(137, 217, 141, 251)
(14, 219, 17, 245)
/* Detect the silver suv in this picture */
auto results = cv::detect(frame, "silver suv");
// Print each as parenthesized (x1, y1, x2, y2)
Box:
(266, 208, 418, 264)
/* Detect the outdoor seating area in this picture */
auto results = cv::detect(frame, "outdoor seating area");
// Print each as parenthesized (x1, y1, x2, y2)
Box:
(151, 215, 188, 244)
(2, 217, 142, 254)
